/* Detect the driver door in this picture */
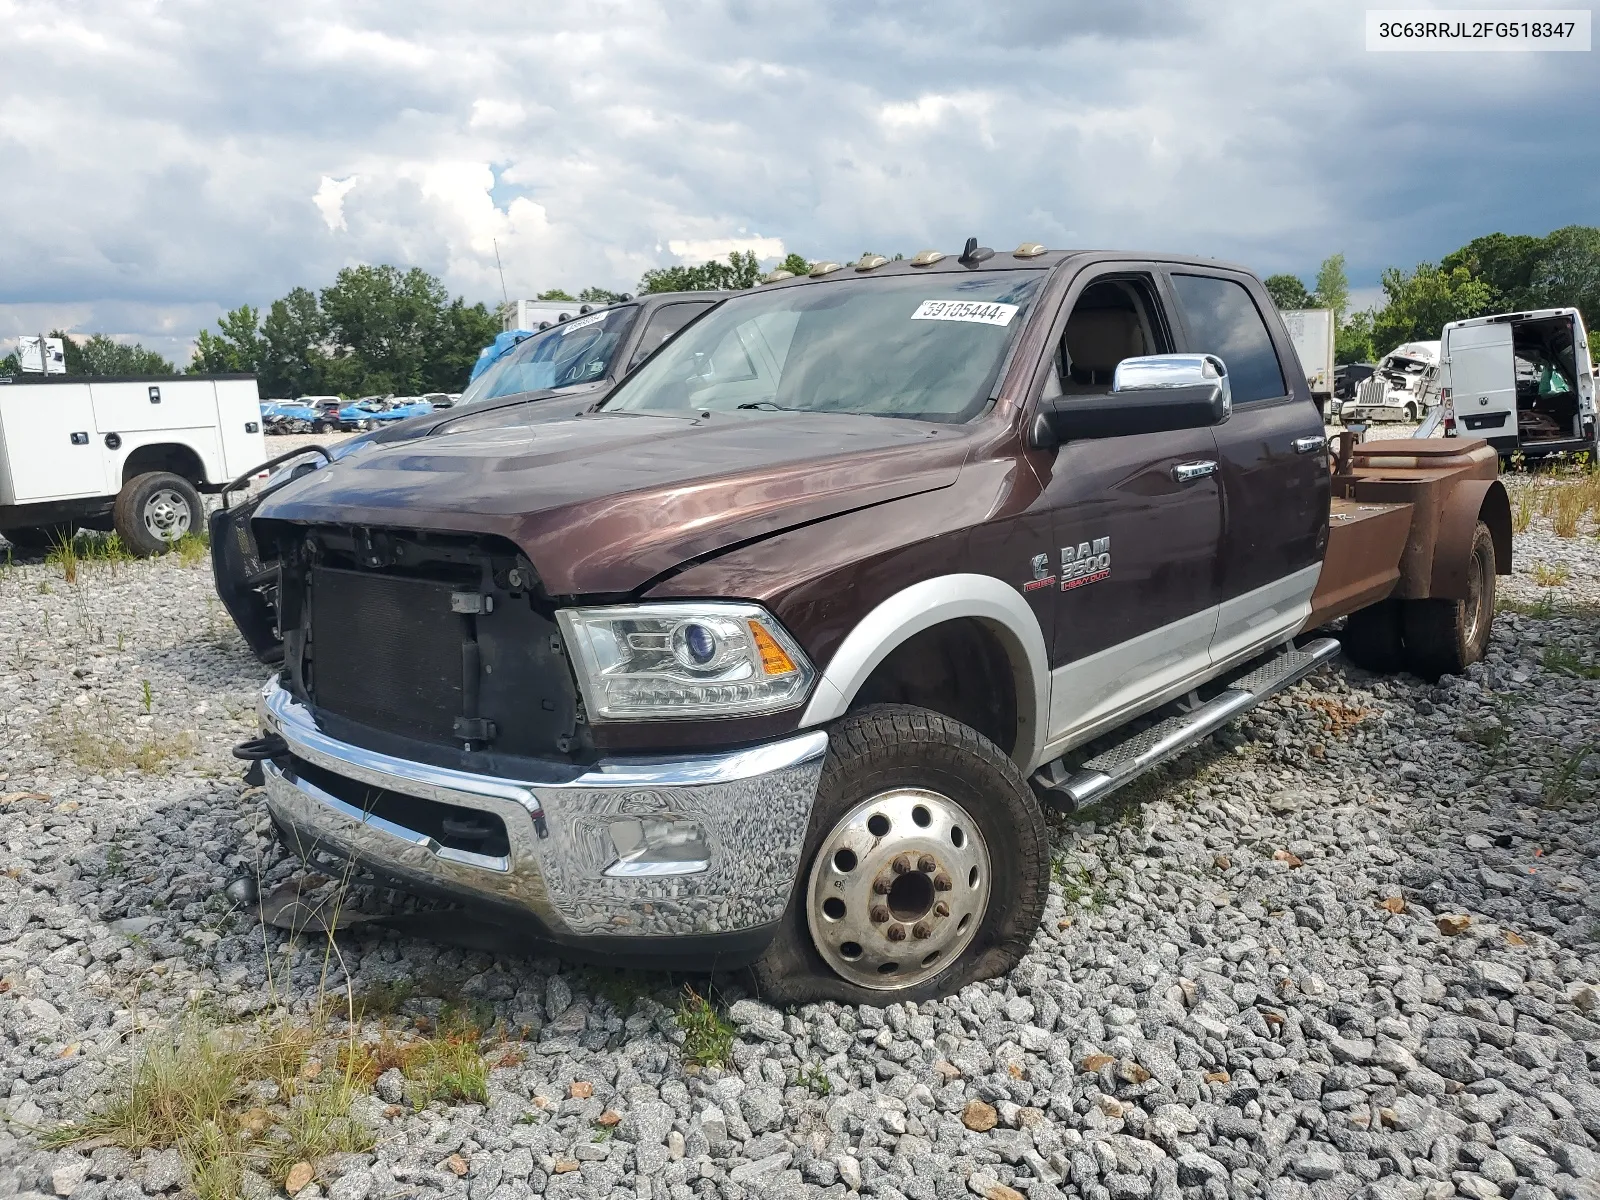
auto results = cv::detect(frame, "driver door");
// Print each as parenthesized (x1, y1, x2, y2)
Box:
(1030, 267, 1225, 749)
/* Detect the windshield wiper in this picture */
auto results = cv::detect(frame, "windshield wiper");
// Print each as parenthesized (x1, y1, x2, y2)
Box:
(737, 401, 814, 412)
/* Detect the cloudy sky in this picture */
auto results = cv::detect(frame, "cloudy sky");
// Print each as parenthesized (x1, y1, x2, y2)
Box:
(2, 0, 1596, 366)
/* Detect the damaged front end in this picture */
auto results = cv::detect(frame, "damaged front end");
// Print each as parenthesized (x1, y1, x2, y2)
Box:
(241, 521, 828, 966)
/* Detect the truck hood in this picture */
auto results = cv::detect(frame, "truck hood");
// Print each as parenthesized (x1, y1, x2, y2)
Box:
(256, 410, 966, 594)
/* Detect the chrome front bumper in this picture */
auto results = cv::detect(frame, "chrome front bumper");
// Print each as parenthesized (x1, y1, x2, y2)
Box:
(257, 677, 828, 941)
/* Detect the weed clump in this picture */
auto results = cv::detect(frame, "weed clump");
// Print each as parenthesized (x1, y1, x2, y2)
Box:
(43, 1014, 371, 1200)
(675, 985, 736, 1068)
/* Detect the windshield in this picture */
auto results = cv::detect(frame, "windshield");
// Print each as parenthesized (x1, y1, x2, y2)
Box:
(458, 306, 638, 406)
(601, 271, 1045, 422)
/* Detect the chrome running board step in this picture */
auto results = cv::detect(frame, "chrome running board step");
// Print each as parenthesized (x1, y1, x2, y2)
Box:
(1031, 637, 1341, 813)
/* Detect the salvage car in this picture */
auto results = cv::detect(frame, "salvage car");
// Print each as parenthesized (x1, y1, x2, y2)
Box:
(210, 291, 729, 663)
(226, 244, 1510, 1002)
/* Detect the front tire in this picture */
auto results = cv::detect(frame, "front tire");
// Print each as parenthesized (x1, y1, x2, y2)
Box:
(1403, 522, 1496, 680)
(113, 471, 203, 557)
(751, 705, 1050, 1005)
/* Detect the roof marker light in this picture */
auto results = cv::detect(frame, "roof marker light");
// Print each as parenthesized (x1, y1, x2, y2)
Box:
(855, 253, 888, 271)
(762, 269, 795, 284)
(1014, 242, 1047, 258)
(808, 261, 842, 277)
(910, 250, 945, 267)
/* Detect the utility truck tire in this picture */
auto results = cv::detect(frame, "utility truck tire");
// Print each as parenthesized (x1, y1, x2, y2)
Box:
(1404, 522, 1496, 680)
(114, 472, 203, 557)
(751, 704, 1050, 1005)
(2, 522, 78, 549)
(1340, 600, 1405, 673)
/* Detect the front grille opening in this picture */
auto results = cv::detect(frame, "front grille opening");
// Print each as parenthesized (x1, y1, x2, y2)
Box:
(296, 759, 512, 860)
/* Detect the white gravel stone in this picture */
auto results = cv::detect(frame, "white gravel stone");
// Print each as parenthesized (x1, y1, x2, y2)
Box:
(4, 511, 1600, 1200)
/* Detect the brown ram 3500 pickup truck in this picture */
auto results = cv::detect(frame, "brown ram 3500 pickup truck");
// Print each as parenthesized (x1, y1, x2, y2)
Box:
(234, 242, 1510, 1003)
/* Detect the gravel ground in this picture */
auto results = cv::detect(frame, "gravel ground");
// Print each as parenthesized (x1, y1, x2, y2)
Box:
(1, 515, 1597, 1200)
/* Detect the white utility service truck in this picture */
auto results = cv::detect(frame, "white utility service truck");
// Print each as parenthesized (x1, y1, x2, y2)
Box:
(0, 373, 265, 555)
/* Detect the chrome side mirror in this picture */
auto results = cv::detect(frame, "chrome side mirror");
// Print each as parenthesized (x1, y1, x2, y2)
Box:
(1113, 353, 1231, 418)
(1031, 352, 1232, 448)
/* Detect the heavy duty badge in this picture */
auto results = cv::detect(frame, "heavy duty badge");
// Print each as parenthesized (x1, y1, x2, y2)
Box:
(1061, 537, 1111, 590)
(1022, 552, 1054, 592)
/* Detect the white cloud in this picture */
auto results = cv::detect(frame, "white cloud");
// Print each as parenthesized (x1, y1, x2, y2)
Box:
(666, 237, 787, 263)
(0, 0, 1595, 368)
(313, 176, 360, 232)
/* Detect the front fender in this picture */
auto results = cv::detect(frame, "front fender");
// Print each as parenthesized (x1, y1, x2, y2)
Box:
(796, 574, 1049, 773)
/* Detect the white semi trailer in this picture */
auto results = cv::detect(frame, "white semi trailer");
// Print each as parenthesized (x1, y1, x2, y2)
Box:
(1282, 308, 1336, 405)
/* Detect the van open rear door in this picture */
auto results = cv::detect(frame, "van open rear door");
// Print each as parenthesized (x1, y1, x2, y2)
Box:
(1574, 311, 1596, 435)
(1446, 321, 1515, 442)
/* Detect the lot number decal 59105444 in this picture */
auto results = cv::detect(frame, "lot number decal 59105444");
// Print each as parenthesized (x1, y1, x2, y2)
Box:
(910, 300, 1019, 326)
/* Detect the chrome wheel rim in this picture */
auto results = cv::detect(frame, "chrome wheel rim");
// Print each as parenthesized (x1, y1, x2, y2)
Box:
(1464, 540, 1489, 645)
(142, 488, 192, 542)
(806, 788, 990, 991)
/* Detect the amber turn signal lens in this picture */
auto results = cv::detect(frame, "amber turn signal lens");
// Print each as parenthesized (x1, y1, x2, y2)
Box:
(749, 620, 798, 675)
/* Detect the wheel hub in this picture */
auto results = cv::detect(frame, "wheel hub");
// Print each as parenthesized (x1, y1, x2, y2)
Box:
(806, 788, 990, 990)
(143, 489, 192, 540)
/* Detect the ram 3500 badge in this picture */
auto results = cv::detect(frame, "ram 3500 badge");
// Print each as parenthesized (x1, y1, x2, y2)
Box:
(228, 243, 1509, 1003)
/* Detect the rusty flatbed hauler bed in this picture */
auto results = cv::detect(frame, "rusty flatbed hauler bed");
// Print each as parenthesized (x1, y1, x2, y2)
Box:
(219, 242, 1509, 1002)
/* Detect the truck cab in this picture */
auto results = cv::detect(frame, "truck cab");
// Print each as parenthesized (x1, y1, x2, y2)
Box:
(231, 246, 1507, 1003)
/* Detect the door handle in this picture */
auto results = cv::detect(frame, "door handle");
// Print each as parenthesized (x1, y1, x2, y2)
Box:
(1293, 435, 1327, 455)
(1172, 460, 1217, 482)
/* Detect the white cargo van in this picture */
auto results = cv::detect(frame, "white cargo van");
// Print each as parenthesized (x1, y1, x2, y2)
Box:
(0, 373, 265, 555)
(1427, 308, 1595, 458)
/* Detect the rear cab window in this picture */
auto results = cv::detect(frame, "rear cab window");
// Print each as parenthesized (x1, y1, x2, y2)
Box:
(1170, 273, 1287, 403)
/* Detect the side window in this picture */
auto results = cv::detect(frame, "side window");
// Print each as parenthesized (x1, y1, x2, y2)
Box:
(1058, 276, 1169, 394)
(627, 303, 711, 371)
(1170, 274, 1286, 403)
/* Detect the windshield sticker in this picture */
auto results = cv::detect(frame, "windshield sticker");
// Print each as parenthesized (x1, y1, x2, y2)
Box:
(559, 312, 607, 336)
(911, 299, 1019, 327)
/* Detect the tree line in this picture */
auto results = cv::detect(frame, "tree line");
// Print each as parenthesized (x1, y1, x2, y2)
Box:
(1266, 225, 1600, 364)
(6, 231, 1594, 389)
(0, 255, 812, 395)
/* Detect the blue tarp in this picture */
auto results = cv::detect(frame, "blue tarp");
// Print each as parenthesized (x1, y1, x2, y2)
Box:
(469, 329, 534, 382)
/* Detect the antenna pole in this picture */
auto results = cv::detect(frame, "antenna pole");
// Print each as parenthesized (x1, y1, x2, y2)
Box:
(493, 239, 510, 306)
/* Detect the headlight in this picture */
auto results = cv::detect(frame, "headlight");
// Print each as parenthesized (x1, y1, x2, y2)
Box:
(557, 602, 815, 720)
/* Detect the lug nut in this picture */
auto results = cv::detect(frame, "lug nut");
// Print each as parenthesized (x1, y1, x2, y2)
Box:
(933, 872, 953, 891)
(869, 905, 890, 924)
(872, 876, 892, 895)
(911, 921, 932, 940)
(891, 854, 911, 875)
(918, 854, 937, 873)
(934, 901, 950, 917)
(887, 924, 907, 942)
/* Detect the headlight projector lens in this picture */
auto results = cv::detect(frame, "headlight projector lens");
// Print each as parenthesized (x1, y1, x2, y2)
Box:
(675, 621, 720, 669)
